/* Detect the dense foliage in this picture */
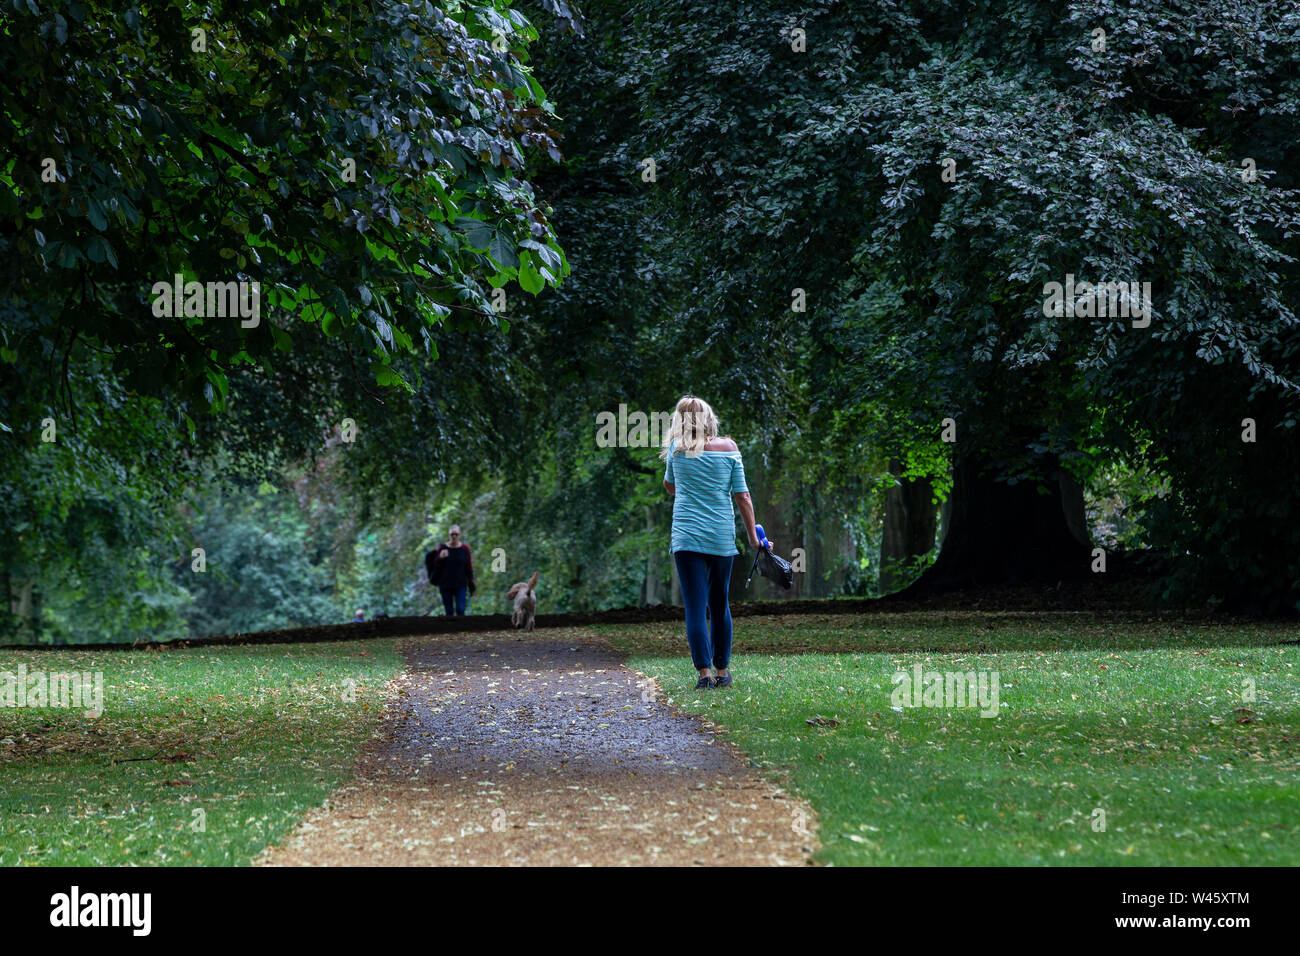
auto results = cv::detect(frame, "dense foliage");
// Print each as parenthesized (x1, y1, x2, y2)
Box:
(1, 0, 575, 638)
(616, 0, 1300, 609)
(3, 0, 1298, 642)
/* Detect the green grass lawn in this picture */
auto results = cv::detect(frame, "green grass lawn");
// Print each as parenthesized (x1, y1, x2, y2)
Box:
(603, 612, 1300, 865)
(0, 639, 402, 865)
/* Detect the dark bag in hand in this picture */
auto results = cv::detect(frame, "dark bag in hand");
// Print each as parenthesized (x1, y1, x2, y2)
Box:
(746, 545, 794, 590)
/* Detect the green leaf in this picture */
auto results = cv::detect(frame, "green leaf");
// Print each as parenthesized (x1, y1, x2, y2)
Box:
(521, 238, 560, 271)
(518, 259, 544, 294)
(86, 198, 108, 232)
(488, 230, 518, 269)
(205, 369, 229, 399)
(457, 217, 493, 249)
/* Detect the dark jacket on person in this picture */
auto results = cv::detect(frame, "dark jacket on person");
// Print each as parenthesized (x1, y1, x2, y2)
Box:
(427, 543, 474, 592)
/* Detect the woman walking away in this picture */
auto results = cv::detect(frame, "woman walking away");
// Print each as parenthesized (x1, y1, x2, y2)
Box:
(660, 395, 766, 689)
(427, 525, 476, 617)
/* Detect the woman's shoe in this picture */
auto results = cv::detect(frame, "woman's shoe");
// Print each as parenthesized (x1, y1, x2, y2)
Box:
(714, 673, 733, 688)
(695, 676, 716, 689)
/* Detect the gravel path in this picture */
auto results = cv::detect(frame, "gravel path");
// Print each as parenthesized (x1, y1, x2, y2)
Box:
(259, 627, 817, 866)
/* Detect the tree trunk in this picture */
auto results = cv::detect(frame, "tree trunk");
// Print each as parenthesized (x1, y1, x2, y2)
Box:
(803, 484, 823, 597)
(800, 483, 857, 597)
(879, 458, 939, 593)
(1059, 471, 1091, 547)
(6, 576, 40, 640)
(642, 507, 670, 605)
(891, 454, 1091, 596)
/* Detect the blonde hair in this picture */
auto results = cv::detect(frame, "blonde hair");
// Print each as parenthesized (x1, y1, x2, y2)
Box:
(659, 395, 723, 459)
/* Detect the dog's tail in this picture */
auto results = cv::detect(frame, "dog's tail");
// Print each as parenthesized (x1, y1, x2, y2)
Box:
(507, 572, 539, 601)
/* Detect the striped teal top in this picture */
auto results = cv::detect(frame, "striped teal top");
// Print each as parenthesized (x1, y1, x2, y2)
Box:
(663, 439, 750, 555)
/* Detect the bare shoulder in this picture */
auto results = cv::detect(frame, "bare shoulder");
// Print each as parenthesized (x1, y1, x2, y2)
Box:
(705, 436, 739, 452)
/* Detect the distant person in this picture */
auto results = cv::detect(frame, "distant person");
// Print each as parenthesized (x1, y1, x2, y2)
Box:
(426, 525, 476, 617)
(353, 609, 365, 623)
(661, 395, 763, 690)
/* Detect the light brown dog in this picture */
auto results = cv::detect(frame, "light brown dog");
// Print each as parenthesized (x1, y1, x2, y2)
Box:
(505, 571, 538, 631)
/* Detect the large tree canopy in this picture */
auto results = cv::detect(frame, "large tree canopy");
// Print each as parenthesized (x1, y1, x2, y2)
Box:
(615, 0, 1300, 609)
(0, 0, 576, 632)
(2, 0, 569, 424)
(5, 0, 1300, 641)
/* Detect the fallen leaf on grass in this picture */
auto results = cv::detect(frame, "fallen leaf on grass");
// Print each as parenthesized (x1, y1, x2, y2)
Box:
(806, 716, 841, 727)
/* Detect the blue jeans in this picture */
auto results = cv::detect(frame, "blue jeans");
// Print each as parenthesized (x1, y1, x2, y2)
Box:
(674, 550, 734, 671)
(441, 586, 468, 616)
